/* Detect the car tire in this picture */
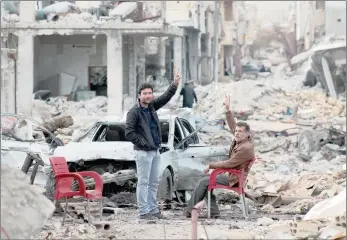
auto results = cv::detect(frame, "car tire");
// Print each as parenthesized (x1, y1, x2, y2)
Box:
(158, 168, 173, 201)
(298, 129, 320, 161)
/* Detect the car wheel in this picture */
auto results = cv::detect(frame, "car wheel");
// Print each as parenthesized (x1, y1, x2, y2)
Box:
(158, 168, 173, 201)
(298, 129, 320, 161)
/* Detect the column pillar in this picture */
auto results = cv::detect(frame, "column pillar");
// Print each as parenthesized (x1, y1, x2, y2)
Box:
(128, 36, 136, 105)
(16, 33, 34, 116)
(107, 31, 123, 116)
(19, 1, 36, 22)
(1, 49, 16, 114)
(158, 37, 166, 76)
(134, 35, 145, 89)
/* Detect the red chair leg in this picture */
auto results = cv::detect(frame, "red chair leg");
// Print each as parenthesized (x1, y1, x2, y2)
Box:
(62, 197, 68, 225)
(207, 190, 211, 219)
(240, 193, 249, 220)
(99, 199, 103, 221)
(87, 199, 91, 224)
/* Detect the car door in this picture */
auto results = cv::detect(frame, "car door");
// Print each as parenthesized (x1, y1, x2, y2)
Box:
(175, 118, 210, 191)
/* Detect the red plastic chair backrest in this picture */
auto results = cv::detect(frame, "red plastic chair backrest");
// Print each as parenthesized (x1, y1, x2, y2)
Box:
(49, 156, 73, 191)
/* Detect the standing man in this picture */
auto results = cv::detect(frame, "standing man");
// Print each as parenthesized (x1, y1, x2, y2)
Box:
(179, 80, 198, 108)
(125, 71, 180, 220)
(184, 95, 255, 218)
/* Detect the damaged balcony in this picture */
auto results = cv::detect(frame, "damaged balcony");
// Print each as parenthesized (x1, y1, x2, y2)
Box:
(1, 1, 183, 37)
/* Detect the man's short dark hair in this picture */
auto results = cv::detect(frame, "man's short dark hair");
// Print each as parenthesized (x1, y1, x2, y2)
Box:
(138, 83, 154, 94)
(236, 122, 250, 132)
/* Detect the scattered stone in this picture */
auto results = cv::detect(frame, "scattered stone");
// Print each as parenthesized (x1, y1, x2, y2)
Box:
(257, 217, 275, 226)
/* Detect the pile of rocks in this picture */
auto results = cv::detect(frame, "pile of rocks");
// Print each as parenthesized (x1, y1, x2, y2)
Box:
(194, 80, 345, 126)
(30, 96, 109, 143)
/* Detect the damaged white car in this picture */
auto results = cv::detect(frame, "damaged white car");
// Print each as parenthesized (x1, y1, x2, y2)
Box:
(47, 115, 229, 202)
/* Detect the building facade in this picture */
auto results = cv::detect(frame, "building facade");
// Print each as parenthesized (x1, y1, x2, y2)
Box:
(1, 1, 222, 116)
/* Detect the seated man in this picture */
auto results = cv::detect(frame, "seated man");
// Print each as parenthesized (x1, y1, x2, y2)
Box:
(184, 95, 255, 218)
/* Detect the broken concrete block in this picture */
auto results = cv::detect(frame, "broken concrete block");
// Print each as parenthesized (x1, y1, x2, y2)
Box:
(319, 225, 346, 239)
(257, 217, 274, 226)
(304, 189, 346, 220)
(93, 221, 112, 231)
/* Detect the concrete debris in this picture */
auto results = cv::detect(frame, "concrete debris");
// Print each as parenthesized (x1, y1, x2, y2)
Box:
(257, 217, 275, 226)
(42, 2, 81, 16)
(109, 2, 138, 18)
(0, 166, 55, 239)
(32, 96, 108, 142)
(304, 189, 346, 221)
(43, 115, 74, 133)
(1, 1, 162, 24)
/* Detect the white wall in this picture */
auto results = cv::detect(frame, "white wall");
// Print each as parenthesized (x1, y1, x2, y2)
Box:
(325, 1, 346, 36)
(34, 34, 107, 90)
(166, 1, 194, 23)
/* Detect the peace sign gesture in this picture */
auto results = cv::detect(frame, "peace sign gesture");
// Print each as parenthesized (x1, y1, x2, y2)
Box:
(173, 68, 180, 86)
(224, 95, 230, 111)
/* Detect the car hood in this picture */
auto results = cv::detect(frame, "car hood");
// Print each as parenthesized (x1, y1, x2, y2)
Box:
(53, 141, 136, 163)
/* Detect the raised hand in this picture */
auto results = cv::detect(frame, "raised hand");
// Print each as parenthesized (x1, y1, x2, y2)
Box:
(173, 68, 180, 86)
(224, 95, 230, 111)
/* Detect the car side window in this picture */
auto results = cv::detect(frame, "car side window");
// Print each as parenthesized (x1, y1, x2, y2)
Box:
(174, 119, 184, 148)
(179, 118, 199, 144)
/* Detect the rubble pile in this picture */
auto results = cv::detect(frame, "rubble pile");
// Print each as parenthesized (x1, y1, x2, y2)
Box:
(195, 80, 345, 124)
(32, 96, 108, 142)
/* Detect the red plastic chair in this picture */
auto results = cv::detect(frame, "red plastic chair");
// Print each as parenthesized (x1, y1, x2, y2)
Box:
(207, 156, 260, 219)
(49, 156, 104, 225)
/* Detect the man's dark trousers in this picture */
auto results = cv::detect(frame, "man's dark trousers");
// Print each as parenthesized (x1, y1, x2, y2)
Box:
(186, 174, 229, 216)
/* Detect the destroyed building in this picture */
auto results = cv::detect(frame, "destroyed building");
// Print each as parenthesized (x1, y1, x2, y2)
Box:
(295, 1, 346, 51)
(1, 1, 225, 117)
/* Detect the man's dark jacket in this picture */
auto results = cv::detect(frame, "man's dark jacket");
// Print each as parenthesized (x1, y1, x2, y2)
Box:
(180, 85, 197, 108)
(125, 84, 177, 151)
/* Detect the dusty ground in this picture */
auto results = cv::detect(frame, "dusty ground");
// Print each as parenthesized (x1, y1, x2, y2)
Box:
(41, 203, 296, 239)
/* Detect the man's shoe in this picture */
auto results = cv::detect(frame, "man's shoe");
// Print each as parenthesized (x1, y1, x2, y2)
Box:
(183, 211, 191, 218)
(139, 213, 157, 220)
(201, 213, 220, 219)
(151, 211, 167, 219)
(210, 213, 220, 219)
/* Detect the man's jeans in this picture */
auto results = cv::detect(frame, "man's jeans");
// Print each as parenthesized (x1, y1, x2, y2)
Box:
(135, 150, 160, 216)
